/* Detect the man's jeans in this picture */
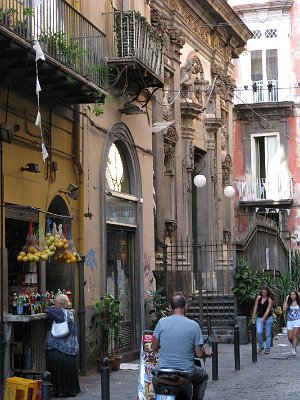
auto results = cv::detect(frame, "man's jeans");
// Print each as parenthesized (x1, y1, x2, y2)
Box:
(188, 366, 209, 400)
(256, 316, 273, 351)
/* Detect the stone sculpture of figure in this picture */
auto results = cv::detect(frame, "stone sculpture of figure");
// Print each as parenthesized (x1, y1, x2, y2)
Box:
(180, 59, 195, 100)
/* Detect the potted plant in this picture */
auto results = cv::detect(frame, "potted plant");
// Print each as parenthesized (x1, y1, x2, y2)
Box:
(92, 293, 124, 370)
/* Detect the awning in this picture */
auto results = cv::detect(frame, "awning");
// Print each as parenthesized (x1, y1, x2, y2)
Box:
(152, 121, 175, 133)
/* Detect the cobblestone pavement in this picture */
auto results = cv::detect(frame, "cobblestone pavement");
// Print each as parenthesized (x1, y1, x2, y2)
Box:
(77, 334, 300, 399)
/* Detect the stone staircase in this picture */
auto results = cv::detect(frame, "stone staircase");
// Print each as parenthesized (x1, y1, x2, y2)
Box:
(187, 293, 236, 343)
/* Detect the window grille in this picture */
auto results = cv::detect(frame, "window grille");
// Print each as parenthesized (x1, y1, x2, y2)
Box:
(252, 30, 262, 39)
(265, 29, 277, 38)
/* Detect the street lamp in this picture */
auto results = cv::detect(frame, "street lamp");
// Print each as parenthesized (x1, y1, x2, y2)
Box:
(194, 174, 206, 188)
(224, 185, 235, 198)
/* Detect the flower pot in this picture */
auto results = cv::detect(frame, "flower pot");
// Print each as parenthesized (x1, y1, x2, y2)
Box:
(111, 355, 122, 371)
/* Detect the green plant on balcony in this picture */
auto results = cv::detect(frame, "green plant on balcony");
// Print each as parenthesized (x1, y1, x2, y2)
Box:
(114, 11, 136, 58)
(0, 6, 33, 37)
(38, 29, 87, 69)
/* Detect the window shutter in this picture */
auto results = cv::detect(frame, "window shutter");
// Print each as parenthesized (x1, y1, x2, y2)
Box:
(113, 0, 123, 10)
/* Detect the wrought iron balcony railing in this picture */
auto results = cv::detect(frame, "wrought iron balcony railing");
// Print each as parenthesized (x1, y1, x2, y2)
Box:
(233, 79, 289, 105)
(236, 176, 293, 203)
(109, 10, 164, 86)
(0, 0, 106, 89)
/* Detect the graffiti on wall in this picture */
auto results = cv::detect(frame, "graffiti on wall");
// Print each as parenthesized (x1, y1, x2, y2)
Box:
(85, 248, 97, 270)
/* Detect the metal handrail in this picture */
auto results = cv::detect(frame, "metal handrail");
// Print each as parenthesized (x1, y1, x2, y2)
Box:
(0, 0, 106, 87)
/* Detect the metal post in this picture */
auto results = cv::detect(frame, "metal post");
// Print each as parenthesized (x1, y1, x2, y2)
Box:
(234, 325, 240, 370)
(100, 357, 110, 400)
(211, 341, 218, 381)
(251, 323, 257, 363)
(41, 371, 52, 400)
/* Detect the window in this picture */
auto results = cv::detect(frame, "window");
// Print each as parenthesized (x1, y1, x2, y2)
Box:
(251, 50, 262, 81)
(106, 143, 130, 193)
(252, 134, 280, 199)
(252, 30, 262, 39)
(265, 28, 277, 38)
(266, 49, 278, 80)
(251, 49, 278, 82)
(112, 0, 122, 9)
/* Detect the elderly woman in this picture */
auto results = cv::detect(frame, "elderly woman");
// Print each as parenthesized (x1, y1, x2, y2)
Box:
(45, 293, 80, 397)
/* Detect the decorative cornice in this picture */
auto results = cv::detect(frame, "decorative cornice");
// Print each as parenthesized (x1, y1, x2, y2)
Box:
(233, 0, 293, 13)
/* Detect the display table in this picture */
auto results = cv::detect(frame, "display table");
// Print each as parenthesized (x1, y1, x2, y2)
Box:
(4, 313, 48, 382)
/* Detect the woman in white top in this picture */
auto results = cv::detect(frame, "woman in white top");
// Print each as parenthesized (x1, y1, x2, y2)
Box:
(283, 290, 300, 355)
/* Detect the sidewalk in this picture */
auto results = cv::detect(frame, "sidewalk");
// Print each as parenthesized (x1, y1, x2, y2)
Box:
(77, 334, 300, 399)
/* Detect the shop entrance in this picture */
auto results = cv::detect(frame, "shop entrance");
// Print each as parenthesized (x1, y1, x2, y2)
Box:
(107, 229, 134, 353)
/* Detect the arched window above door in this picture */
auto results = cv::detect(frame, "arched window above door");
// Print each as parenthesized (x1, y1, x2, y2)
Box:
(106, 142, 130, 194)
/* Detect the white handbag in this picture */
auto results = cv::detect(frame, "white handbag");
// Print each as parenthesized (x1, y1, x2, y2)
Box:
(51, 309, 70, 338)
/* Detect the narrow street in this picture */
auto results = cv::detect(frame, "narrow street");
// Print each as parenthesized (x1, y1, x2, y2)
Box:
(78, 334, 300, 399)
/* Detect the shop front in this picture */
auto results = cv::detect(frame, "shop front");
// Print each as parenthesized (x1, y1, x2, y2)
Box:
(3, 197, 82, 381)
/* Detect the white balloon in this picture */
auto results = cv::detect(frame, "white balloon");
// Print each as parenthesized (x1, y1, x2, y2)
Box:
(193, 175, 206, 188)
(224, 185, 235, 197)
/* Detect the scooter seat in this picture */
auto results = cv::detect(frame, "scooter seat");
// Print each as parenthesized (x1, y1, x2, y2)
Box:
(155, 368, 190, 379)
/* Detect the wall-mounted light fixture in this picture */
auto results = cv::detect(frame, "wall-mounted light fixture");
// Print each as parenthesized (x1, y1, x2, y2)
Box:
(59, 183, 79, 200)
(0, 123, 14, 143)
(20, 163, 40, 173)
(119, 102, 145, 115)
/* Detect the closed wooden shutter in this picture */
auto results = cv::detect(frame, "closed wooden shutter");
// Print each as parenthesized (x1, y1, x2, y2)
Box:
(113, 0, 123, 10)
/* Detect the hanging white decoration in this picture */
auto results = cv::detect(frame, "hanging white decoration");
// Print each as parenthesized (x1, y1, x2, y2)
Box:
(41, 142, 49, 161)
(36, 77, 41, 95)
(33, 41, 45, 62)
(35, 111, 41, 128)
(32, 41, 48, 161)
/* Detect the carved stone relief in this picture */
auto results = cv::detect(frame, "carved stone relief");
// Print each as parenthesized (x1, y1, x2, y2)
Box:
(164, 125, 178, 173)
(180, 56, 208, 105)
(163, 70, 174, 121)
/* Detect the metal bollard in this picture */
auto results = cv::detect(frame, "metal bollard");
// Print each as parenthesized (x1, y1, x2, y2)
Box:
(251, 323, 257, 363)
(211, 341, 218, 381)
(100, 356, 110, 400)
(234, 325, 240, 370)
(41, 371, 52, 400)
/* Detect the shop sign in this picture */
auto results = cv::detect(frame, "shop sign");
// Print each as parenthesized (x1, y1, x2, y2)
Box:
(106, 196, 137, 226)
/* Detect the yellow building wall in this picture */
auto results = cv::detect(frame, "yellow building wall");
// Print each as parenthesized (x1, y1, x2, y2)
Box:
(0, 89, 79, 240)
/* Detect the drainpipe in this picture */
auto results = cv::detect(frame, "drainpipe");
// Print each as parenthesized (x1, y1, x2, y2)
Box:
(0, 138, 5, 400)
(73, 104, 86, 375)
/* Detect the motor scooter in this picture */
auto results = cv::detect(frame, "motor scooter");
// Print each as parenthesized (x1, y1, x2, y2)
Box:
(152, 358, 203, 400)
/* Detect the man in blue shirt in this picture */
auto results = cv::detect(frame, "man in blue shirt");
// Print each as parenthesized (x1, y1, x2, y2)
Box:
(152, 294, 212, 400)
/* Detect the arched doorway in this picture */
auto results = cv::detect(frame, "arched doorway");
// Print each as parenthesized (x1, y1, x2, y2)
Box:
(100, 123, 143, 355)
(46, 196, 74, 296)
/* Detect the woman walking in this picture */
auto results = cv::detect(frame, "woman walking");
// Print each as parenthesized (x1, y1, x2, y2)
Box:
(45, 293, 81, 397)
(252, 286, 274, 354)
(283, 290, 300, 355)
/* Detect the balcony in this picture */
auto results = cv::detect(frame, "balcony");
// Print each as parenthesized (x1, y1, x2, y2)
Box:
(234, 79, 291, 105)
(107, 11, 164, 90)
(236, 176, 293, 206)
(0, 0, 107, 104)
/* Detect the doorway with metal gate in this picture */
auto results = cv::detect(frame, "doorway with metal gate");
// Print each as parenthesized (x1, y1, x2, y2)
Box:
(106, 228, 135, 353)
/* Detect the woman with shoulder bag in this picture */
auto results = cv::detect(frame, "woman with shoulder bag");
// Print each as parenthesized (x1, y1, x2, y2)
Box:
(45, 293, 81, 397)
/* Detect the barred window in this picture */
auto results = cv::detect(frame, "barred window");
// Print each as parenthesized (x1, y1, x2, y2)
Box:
(252, 30, 262, 39)
(265, 28, 277, 38)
